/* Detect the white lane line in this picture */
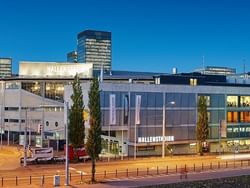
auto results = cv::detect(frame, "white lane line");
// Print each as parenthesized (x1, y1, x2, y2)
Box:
(77, 170, 87, 175)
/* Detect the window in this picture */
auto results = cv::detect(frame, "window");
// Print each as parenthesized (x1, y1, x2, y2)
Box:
(189, 78, 197, 86)
(227, 111, 238, 123)
(5, 107, 18, 111)
(246, 127, 250, 132)
(227, 96, 238, 107)
(240, 96, 250, 107)
(9, 119, 19, 123)
(22, 82, 41, 96)
(240, 112, 250, 123)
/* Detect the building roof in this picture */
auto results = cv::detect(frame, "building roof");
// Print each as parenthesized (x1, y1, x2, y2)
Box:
(77, 29, 111, 40)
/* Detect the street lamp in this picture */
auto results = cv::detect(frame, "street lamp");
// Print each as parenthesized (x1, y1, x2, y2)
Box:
(23, 108, 28, 167)
(64, 101, 69, 186)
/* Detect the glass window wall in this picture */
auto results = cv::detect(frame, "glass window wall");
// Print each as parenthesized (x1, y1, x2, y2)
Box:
(240, 112, 250, 123)
(240, 96, 250, 107)
(22, 82, 41, 96)
(227, 111, 238, 123)
(45, 83, 64, 101)
(227, 96, 238, 107)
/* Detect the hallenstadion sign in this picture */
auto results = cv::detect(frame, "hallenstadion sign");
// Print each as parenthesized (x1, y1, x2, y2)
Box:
(19, 62, 93, 78)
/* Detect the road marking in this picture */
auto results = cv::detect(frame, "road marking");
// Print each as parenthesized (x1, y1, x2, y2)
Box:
(69, 167, 76, 171)
(77, 170, 87, 175)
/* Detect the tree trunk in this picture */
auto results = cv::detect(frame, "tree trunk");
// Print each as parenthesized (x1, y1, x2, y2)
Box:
(197, 141, 203, 156)
(91, 159, 96, 182)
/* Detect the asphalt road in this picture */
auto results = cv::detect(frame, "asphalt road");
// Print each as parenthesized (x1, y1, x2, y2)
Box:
(1, 146, 250, 187)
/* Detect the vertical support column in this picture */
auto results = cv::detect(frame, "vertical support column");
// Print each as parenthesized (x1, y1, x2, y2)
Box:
(7, 127, 9, 146)
(41, 82, 46, 148)
(134, 124, 136, 160)
(0, 82, 4, 147)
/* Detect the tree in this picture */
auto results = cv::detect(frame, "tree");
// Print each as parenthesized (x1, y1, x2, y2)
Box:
(86, 77, 102, 183)
(196, 96, 209, 156)
(69, 74, 85, 152)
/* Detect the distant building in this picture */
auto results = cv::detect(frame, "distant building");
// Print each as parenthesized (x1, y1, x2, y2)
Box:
(77, 30, 111, 72)
(194, 66, 236, 75)
(0, 57, 12, 77)
(67, 51, 77, 63)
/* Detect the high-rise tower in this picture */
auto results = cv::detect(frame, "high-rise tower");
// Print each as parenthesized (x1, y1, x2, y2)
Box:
(77, 30, 111, 72)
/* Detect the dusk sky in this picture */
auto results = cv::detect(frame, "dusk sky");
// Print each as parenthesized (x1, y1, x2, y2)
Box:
(0, 0, 250, 74)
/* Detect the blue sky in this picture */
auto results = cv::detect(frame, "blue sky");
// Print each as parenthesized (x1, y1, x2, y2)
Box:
(0, 0, 250, 74)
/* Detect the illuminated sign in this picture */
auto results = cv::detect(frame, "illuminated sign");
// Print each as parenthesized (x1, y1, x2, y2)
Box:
(138, 136, 174, 143)
(19, 62, 93, 78)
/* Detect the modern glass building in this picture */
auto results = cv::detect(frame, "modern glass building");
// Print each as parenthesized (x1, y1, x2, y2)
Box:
(0, 58, 12, 77)
(64, 73, 250, 157)
(77, 30, 111, 72)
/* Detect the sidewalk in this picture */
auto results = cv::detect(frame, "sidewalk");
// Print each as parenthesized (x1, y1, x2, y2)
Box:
(73, 166, 250, 188)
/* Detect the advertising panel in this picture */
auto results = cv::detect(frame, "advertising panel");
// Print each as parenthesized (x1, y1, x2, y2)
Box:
(109, 94, 116, 125)
(135, 95, 141, 125)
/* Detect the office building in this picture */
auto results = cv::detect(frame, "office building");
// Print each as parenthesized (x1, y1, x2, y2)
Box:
(0, 57, 12, 77)
(77, 30, 111, 72)
(67, 51, 78, 63)
(194, 66, 236, 75)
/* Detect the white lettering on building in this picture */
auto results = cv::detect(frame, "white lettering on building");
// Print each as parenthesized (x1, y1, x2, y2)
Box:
(137, 136, 174, 143)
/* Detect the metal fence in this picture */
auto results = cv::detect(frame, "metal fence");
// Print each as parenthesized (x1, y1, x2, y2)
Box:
(1, 159, 250, 187)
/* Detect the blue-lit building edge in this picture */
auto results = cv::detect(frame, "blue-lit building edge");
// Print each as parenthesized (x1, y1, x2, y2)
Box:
(96, 82, 250, 156)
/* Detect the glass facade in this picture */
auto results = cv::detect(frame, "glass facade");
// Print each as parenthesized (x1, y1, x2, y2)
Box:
(45, 83, 64, 101)
(77, 30, 111, 72)
(98, 85, 250, 155)
(22, 82, 42, 96)
(21, 81, 64, 101)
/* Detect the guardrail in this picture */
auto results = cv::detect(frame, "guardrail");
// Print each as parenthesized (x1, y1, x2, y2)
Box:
(1, 159, 250, 187)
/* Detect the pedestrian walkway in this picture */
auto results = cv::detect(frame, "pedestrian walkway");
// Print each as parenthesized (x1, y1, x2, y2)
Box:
(73, 166, 250, 188)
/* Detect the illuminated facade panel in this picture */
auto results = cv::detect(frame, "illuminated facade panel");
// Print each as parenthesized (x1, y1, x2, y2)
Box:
(19, 61, 93, 78)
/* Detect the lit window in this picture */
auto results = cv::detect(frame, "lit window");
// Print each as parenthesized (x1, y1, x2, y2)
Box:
(227, 111, 238, 123)
(227, 96, 238, 107)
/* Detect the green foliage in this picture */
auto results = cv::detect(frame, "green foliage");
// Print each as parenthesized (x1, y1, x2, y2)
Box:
(69, 74, 85, 149)
(196, 96, 209, 155)
(86, 77, 102, 182)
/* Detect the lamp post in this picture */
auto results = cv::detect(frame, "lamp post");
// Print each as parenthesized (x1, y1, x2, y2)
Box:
(162, 99, 175, 158)
(23, 108, 28, 167)
(64, 101, 69, 186)
(162, 94, 166, 158)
